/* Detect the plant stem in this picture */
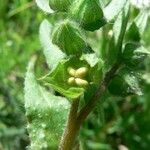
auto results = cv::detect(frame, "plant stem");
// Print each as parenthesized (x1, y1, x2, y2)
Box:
(59, 99, 80, 150)
(77, 62, 120, 125)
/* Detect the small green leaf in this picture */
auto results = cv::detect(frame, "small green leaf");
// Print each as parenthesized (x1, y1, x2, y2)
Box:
(125, 22, 141, 42)
(108, 68, 142, 96)
(35, 0, 53, 13)
(69, 0, 106, 31)
(135, 11, 149, 35)
(52, 20, 87, 56)
(113, 2, 129, 45)
(39, 19, 65, 70)
(107, 3, 129, 67)
(107, 3, 129, 68)
(41, 58, 87, 99)
(104, 0, 127, 21)
(81, 53, 103, 67)
(49, 0, 73, 11)
(24, 57, 70, 149)
(122, 42, 150, 67)
(125, 10, 149, 42)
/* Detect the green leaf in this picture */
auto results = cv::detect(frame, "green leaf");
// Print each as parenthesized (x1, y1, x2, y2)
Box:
(52, 20, 87, 56)
(69, 0, 105, 31)
(135, 11, 149, 35)
(35, 0, 53, 13)
(41, 57, 103, 99)
(24, 57, 70, 149)
(113, 2, 129, 45)
(104, 0, 127, 21)
(81, 53, 103, 67)
(124, 72, 142, 96)
(39, 19, 65, 71)
(125, 22, 141, 42)
(107, 3, 129, 67)
(41, 58, 86, 99)
(108, 68, 142, 96)
(125, 11, 149, 42)
(49, 0, 74, 11)
(122, 42, 150, 67)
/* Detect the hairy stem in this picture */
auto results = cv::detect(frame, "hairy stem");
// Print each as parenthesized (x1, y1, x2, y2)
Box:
(77, 62, 120, 125)
(59, 99, 80, 150)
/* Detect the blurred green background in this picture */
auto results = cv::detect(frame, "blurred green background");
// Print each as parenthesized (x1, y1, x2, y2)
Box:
(0, 0, 150, 150)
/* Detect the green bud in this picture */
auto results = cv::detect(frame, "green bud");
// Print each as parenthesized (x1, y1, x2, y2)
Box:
(69, 0, 106, 31)
(52, 20, 87, 56)
(75, 67, 88, 78)
(108, 75, 129, 97)
(49, 0, 73, 11)
(68, 67, 76, 76)
(68, 77, 75, 85)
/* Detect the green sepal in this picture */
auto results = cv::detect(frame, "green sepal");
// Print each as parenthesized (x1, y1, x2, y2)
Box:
(125, 22, 141, 42)
(69, 0, 105, 31)
(49, 0, 73, 11)
(52, 20, 87, 56)
(40, 58, 87, 99)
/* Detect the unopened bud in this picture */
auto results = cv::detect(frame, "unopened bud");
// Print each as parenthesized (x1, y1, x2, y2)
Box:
(69, 0, 105, 31)
(75, 78, 88, 87)
(68, 77, 75, 85)
(68, 67, 76, 76)
(52, 20, 87, 56)
(75, 67, 88, 78)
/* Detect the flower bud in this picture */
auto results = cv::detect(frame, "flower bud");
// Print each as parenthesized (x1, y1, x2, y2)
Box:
(49, 0, 73, 11)
(68, 77, 75, 85)
(69, 0, 105, 31)
(75, 78, 88, 87)
(108, 75, 129, 96)
(68, 67, 76, 76)
(75, 67, 88, 78)
(52, 20, 87, 56)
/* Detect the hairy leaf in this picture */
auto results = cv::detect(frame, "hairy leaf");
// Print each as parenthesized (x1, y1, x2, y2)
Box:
(69, 0, 105, 31)
(35, 0, 53, 13)
(52, 20, 87, 56)
(107, 3, 129, 67)
(113, 2, 129, 45)
(125, 10, 149, 42)
(41, 57, 103, 99)
(104, 0, 127, 21)
(41, 58, 86, 99)
(108, 68, 142, 96)
(81, 53, 103, 67)
(122, 43, 150, 67)
(24, 57, 70, 149)
(125, 22, 141, 42)
(39, 19, 65, 71)
(135, 11, 149, 35)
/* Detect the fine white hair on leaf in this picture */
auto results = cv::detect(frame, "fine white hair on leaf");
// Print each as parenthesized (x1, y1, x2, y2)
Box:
(130, 0, 150, 8)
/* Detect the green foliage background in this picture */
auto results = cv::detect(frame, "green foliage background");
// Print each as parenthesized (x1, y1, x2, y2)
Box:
(0, 0, 150, 150)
